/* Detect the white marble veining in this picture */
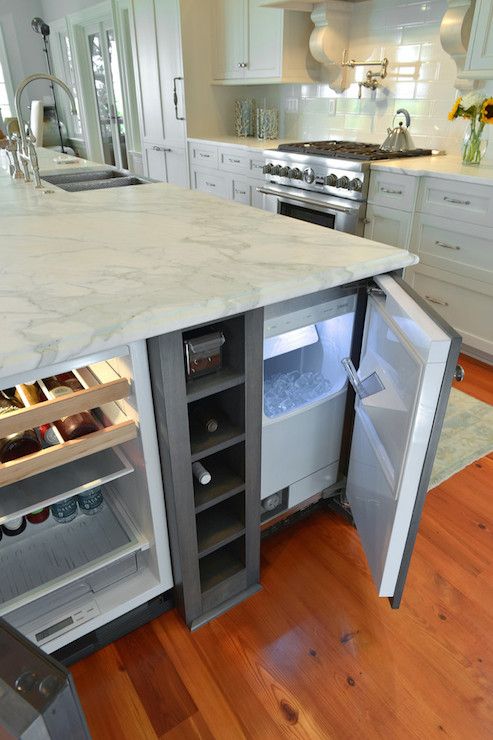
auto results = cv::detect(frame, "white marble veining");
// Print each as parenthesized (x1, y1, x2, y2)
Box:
(0, 149, 416, 381)
(371, 154, 493, 184)
(188, 136, 290, 152)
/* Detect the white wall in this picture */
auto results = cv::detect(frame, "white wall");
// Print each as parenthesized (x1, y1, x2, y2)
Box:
(41, 0, 99, 22)
(0, 0, 48, 104)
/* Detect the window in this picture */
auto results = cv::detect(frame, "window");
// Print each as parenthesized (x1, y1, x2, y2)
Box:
(0, 25, 14, 120)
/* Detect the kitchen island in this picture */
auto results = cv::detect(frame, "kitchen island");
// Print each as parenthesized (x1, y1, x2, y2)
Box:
(0, 150, 459, 656)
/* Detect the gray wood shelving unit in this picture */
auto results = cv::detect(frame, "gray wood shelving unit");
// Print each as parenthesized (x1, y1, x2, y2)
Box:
(148, 310, 263, 629)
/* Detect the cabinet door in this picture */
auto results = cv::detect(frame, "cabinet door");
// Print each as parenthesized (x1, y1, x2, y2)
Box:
(213, 0, 247, 80)
(154, 0, 187, 146)
(0, 619, 89, 738)
(144, 144, 189, 188)
(465, 0, 493, 73)
(345, 274, 461, 607)
(131, 0, 163, 142)
(364, 204, 412, 250)
(244, 0, 282, 79)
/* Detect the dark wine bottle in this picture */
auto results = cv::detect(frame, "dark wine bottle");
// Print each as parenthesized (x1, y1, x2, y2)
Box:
(0, 397, 42, 462)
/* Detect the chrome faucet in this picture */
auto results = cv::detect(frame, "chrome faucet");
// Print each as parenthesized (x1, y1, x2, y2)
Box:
(14, 73, 77, 188)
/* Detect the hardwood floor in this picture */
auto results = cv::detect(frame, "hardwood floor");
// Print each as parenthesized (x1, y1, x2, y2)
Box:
(71, 355, 493, 740)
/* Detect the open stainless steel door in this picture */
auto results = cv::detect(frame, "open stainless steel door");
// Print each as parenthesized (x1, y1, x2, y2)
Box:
(0, 618, 89, 739)
(344, 274, 461, 607)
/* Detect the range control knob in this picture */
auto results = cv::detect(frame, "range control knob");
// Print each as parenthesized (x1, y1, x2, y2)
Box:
(263, 163, 273, 174)
(303, 167, 315, 184)
(349, 178, 363, 192)
(279, 166, 290, 177)
(336, 176, 350, 189)
(290, 167, 302, 180)
(271, 164, 281, 176)
(325, 173, 338, 187)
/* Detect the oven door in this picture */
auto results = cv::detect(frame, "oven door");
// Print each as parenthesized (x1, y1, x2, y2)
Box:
(257, 184, 366, 236)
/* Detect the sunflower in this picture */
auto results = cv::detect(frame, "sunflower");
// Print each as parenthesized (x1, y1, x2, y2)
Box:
(448, 97, 462, 120)
(481, 98, 493, 124)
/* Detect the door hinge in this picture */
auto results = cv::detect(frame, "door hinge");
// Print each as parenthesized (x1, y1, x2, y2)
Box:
(367, 286, 385, 297)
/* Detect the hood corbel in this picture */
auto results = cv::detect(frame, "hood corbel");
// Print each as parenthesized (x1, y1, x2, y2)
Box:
(309, 2, 352, 92)
(440, 0, 475, 90)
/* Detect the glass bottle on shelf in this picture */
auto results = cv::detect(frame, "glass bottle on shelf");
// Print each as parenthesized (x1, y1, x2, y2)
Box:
(42, 375, 101, 441)
(0, 393, 42, 463)
(51, 497, 78, 524)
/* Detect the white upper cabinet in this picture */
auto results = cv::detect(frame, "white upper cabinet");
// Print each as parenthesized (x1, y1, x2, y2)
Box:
(212, 0, 317, 83)
(130, 0, 189, 185)
(462, 0, 493, 78)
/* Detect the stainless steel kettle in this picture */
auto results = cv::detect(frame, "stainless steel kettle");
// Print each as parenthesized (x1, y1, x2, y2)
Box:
(380, 108, 415, 152)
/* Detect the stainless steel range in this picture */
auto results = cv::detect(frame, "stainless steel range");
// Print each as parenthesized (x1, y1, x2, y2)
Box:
(258, 140, 432, 236)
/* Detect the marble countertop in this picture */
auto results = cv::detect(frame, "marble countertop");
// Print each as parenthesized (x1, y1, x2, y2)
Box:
(188, 135, 288, 152)
(371, 154, 493, 184)
(0, 148, 416, 382)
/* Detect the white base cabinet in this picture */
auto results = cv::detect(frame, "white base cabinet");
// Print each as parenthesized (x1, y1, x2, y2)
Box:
(364, 204, 413, 250)
(189, 140, 268, 209)
(365, 167, 493, 362)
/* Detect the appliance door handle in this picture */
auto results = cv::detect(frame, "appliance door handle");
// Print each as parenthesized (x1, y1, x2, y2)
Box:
(173, 77, 185, 121)
(256, 187, 353, 214)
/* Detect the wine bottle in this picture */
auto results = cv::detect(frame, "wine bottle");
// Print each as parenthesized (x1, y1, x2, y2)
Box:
(191, 405, 220, 435)
(192, 461, 212, 485)
(0, 396, 42, 462)
(42, 376, 100, 441)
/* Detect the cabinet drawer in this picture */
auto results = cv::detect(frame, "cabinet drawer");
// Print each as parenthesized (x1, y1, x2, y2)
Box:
(192, 168, 228, 199)
(189, 142, 219, 168)
(249, 157, 265, 177)
(231, 176, 251, 204)
(368, 171, 418, 210)
(0, 376, 135, 487)
(412, 213, 493, 284)
(407, 264, 493, 356)
(219, 148, 250, 174)
(418, 177, 493, 227)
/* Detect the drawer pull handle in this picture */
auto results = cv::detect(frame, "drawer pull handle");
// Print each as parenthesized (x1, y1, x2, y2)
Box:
(199, 153, 211, 158)
(435, 240, 460, 251)
(152, 145, 172, 152)
(235, 189, 246, 195)
(205, 182, 216, 187)
(380, 187, 403, 195)
(444, 196, 471, 205)
(425, 295, 449, 307)
(229, 158, 241, 164)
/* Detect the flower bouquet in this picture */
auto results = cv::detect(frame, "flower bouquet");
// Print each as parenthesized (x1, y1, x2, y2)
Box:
(448, 91, 493, 165)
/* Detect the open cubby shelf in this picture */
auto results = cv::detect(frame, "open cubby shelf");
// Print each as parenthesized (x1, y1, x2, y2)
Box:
(190, 424, 245, 461)
(188, 384, 246, 461)
(186, 368, 245, 403)
(194, 445, 245, 513)
(199, 537, 246, 594)
(196, 493, 245, 558)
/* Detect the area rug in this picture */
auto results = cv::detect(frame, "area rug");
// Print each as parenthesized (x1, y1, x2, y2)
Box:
(429, 387, 493, 490)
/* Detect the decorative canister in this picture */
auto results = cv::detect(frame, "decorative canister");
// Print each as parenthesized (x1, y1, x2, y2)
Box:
(256, 108, 279, 140)
(234, 99, 255, 137)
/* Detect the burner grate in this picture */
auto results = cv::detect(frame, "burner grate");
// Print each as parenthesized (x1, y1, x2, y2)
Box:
(277, 140, 432, 161)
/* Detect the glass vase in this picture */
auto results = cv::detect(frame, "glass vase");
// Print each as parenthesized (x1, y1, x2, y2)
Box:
(462, 120, 487, 166)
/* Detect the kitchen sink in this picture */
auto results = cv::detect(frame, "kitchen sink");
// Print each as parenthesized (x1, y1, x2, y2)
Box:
(41, 169, 149, 192)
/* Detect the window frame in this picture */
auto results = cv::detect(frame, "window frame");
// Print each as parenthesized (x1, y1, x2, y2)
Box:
(0, 24, 15, 120)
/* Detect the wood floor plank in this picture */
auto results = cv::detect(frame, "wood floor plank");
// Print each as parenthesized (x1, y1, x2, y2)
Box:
(151, 611, 249, 740)
(70, 644, 157, 740)
(115, 624, 197, 737)
(72, 355, 493, 739)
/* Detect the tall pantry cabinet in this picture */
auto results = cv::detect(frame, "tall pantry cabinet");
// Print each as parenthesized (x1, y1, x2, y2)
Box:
(130, 0, 189, 187)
